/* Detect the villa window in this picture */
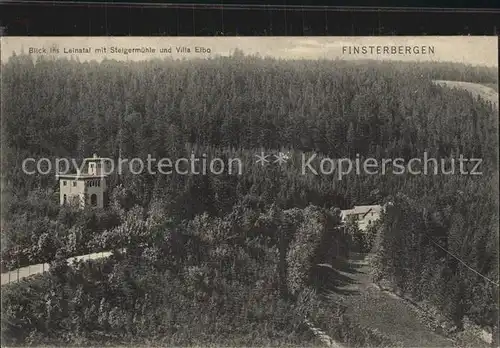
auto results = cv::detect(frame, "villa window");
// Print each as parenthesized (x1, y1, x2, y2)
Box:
(73, 181, 77, 187)
(63, 181, 67, 186)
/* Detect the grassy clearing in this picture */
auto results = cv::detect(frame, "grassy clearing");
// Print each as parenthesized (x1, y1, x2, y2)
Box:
(433, 80, 499, 109)
(317, 254, 455, 348)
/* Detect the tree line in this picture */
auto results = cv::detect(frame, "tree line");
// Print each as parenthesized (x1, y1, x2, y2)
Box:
(1, 52, 498, 345)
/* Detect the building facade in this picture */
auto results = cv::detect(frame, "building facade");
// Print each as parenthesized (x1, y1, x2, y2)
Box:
(57, 154, 109, 209)
(340, 204, 384, 231)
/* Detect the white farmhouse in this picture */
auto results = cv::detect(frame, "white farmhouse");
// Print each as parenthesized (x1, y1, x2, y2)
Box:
(340, 204, 384, 231)
(57, 154, 109, 209)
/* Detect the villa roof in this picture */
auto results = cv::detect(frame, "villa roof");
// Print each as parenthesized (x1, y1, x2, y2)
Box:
(57, 174, 108, 179)
(84, 153, 108, 161)
(56, 154, 110, 178)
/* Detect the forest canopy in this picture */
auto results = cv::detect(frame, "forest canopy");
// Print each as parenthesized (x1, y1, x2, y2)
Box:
(1, 52, 498, 346)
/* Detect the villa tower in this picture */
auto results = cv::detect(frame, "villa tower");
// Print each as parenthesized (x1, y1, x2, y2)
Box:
(57, 154, 109, 209)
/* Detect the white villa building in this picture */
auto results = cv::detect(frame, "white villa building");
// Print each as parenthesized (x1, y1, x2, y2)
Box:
(57, 154, 109, 209)
(340, 204, 384, 231)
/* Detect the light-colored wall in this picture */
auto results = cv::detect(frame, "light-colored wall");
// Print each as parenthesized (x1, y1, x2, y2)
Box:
(343, 210, 382, 231)
(60, 177, 107, 209)
(60, 178, 85, 208)
(358, 211, 381, 231)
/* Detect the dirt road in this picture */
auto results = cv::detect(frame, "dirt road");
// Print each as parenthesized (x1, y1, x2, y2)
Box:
(322, 253, 455, 347)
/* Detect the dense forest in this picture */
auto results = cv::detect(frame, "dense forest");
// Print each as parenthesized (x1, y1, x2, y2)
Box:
(1, 52, 498, 346)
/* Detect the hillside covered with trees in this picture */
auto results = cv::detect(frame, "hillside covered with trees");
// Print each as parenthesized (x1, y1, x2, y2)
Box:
(1, 52, 498, 346)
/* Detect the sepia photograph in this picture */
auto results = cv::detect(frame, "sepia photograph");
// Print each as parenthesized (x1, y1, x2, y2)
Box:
(1, 36, 498, 347)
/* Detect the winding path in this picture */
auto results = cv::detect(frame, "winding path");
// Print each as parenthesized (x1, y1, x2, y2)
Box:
(321, 253, 456, 347)
(1, 251, 114, 286)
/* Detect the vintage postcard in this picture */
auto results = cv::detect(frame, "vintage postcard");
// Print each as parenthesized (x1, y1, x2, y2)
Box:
(1, 36, 498, 347)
